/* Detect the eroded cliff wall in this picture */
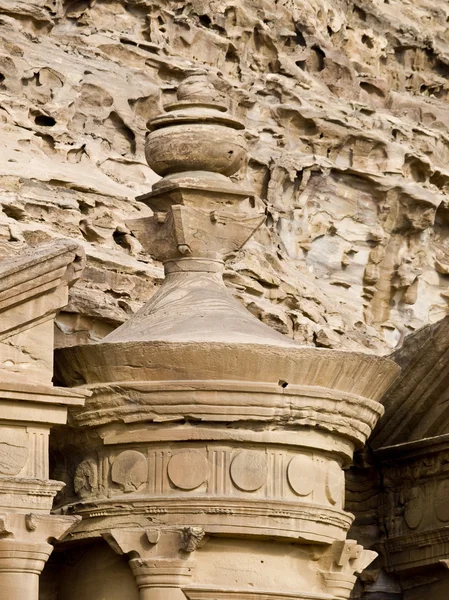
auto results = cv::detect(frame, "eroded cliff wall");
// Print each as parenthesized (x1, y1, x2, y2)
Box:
(1, 0, 449, 353)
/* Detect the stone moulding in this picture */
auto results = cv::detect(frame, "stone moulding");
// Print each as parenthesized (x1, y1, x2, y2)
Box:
(57, 342, 395, 455)
(62, 379, 383, 446)
(65, 498, 354, 544)
(0, 239, 85, 386)
(384, 529, 449, 570)
(57, 341, 396, 397)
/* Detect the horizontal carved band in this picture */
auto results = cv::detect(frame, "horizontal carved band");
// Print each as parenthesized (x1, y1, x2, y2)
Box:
(70, 379, 383, 446)
(65, 497, 353, 544)
(183, 587, 329, 600)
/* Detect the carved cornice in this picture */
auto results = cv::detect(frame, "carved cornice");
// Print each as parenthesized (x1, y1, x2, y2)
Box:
(384, 528, 449, 571)
(64, 497, 354, 544)
(64, 379, 382, 449)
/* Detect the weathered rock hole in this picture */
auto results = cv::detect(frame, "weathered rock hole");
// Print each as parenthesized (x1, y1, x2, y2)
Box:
(278, 380, 289, 388)
(295, 29, 306, 47)
(403, 156, 428, 182)
(35, 132, 55, 151)
(354, 6, 366, 21)
(361, 35, 374, 49)
(360, 81, 385, 97)
(3, 204, 26, 221)
(225, 45, 239, 63)
(309, 46, 325, 72)
(199, 14, 212, 28)
(35, 114, 56, 127)
(108, 111, 136, 154)
(64, 0, 90, 18)
(113, 229, 135, 252)
(430, 172, 449, 188)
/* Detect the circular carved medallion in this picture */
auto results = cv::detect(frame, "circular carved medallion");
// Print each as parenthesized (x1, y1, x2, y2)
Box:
(325, 461, 342, 505)
(230, 451, 268, 492)
(435, 481, 449, 523)
(404, 486, 425, 529)
(111, 450, 147, 493)
(287, 455, 315, 496)
(168, 450, 209, 490)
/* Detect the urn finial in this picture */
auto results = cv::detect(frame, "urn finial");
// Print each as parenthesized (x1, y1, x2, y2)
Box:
(130, 73, 264, 267)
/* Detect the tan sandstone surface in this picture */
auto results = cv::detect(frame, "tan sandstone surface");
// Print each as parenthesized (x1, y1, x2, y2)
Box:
(1, 0, 449, 354)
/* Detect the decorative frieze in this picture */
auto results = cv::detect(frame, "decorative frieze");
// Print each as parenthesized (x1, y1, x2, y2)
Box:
(376, 434, 449, 572)
(70, 445, 344, 508)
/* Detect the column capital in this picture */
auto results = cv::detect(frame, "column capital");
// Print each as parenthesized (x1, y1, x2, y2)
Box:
(0, 511, 79, 545)
(0, 511, 80, 600)
(315, 540, 377, 599)
(103, 527, 207, 591)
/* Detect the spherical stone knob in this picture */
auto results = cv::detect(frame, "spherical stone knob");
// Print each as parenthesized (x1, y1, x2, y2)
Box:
(176, 72, 225, 105)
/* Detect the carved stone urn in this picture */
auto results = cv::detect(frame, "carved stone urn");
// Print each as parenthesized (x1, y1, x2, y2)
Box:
(54, 73, 399, 600)
(145, 73, 247, 177)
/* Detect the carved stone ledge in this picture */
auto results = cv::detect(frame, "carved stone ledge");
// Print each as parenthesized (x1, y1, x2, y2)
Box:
(383, 529, 449, 571)
(58, 348, 395, 450)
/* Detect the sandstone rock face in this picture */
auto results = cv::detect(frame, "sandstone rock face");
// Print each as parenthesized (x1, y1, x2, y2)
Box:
(1, 0, 449, 354)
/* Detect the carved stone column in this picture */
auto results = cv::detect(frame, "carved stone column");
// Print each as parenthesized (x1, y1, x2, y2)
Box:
(55, 73, 399, 600)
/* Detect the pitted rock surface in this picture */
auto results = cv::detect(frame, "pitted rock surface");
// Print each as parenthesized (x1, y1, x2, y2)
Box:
(1, 1, 449, 353)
